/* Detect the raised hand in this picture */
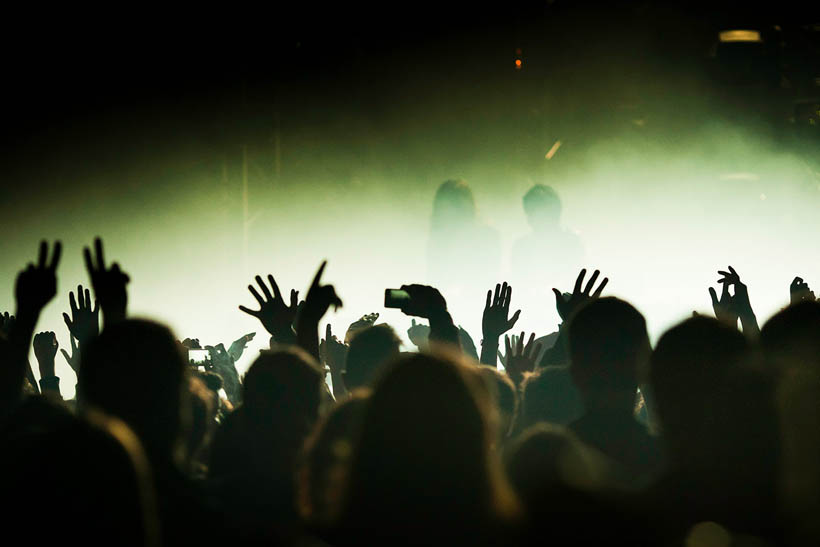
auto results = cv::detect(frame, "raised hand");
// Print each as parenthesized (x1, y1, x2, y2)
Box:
(301, 261, 343, 323)
(480, 282, 521, 366)
(552, 268, 608, 322)
(396, 284, 458, 347)
(407, 318, 431, 350)
(319, 323, 349, 399)
(396, 284, 447, 319)
(344, 313, 380, 343)
(297, 261, 343, 363)
(790, 276, 816, 305)
(84, 238, 129, 325)
(709, 280, 738, 326)
(496, 333, 520, 368)
(503, 332, 543, 387)
(227, 332, 256, 361)
(0, 312, 15, 338)
(718, 266, 753, 316)
(239, 274, 299, 343)
(482, 282, 521, 340)
(710, 266, 759, 337)
(62, 285, 100, 346)
(60, 335, 81, 373)
(16, 240, 62, 316)
(33, 331, 58, 376)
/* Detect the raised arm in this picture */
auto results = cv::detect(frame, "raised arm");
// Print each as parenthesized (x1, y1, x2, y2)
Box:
(296, 261, 343, 364)
(1, 241, 61, 415)
(709, 266, 759, 340)
(33, 331, 61, 398)
(397, 284, 459, 348)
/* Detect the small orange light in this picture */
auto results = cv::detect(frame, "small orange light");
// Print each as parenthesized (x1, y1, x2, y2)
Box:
(515, 59, 522, 69)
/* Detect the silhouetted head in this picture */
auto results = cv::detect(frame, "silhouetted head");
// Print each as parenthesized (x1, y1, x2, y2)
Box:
(343, 324, 401, 391)
(650, 317, 774, 469)
(761, 300, 820, 371)
(477, 365, 517, 439)
(3, 397, 158, 547)
(196, 369, 224, 394)
(650, 316, 779, 532)
(340, 352, 518, 537)
(505, 423, 607, 504)
(761, 301, 820, 538)
(567, 297, 649, 410)
(299, 391, 369, 526)
(242, 347, 324, 430)
(519, 365, 583, 428)
(79, 319, 188, 465)
(523, 184, 562, 230)
(431, 179, 476, 231)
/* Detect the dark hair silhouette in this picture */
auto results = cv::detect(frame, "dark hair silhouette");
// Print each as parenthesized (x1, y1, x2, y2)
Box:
(519, 365, 583, 429)
(343, 324, 401, 391)
(567, 297, 649, 397)
(208, 346, 324, 542)
(2, 396, 159, 547)
(505, 423, 607, 508)
(648, 316, 779, 538)
(565, 297, 660, 483)
(184, 375, 217, 476)
(761, 300, 820, 369)
(477, 365, 517, 439)
(78, 319, 187, 464)
(760, 301, 820, 543)
(299, 391, 369, 529)
(338, 351, 519, 545)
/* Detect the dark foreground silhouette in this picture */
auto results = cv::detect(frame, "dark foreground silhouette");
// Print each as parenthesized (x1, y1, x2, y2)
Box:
(3, 220, 820, 547)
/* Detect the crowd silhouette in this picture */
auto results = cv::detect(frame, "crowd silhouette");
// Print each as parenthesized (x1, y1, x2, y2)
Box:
(2, 180, 820, 546)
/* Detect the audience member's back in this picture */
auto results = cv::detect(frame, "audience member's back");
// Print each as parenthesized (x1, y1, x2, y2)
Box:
(647, 316, 780, 541)
(299, 391, 369, 532)
(342, 324, 400, 391)
(209, 346, 324, 543)
(1, 396, 159, 547)
(762, 302, 820, 544)
(78, 318, 225, 546)
(505, 423, 651, 544)
(566, 297, 661, 484)
(518, 365, 582, 431)
(336, 352, 520, 546)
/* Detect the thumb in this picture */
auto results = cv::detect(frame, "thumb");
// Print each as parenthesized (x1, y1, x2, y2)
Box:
(508, 309, 521, 326)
